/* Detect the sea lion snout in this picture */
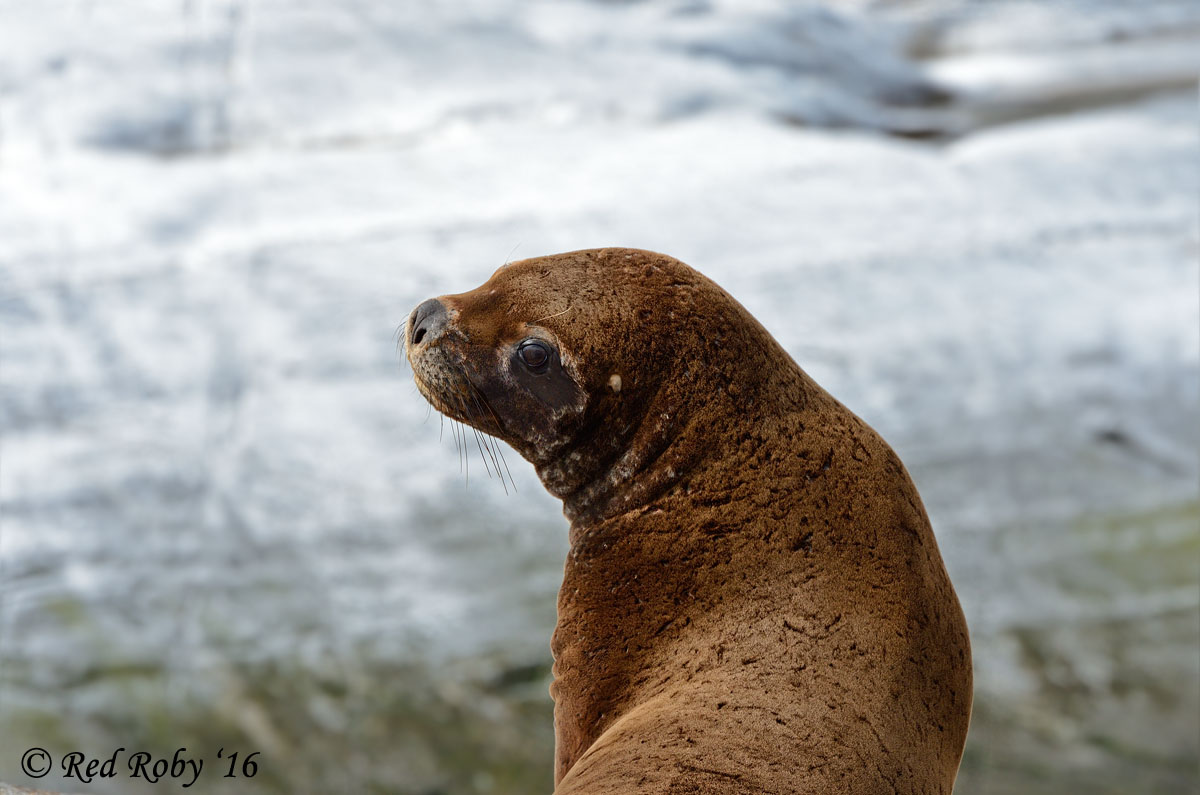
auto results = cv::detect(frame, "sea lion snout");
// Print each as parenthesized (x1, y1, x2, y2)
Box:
(408, 297, 449, 349)
(405, 282, 590, 460)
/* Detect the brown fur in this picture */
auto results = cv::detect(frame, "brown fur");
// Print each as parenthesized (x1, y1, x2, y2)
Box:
(406, 248, 972, 794)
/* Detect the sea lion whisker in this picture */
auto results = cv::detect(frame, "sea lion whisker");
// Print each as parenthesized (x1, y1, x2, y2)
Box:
(480, 430, 504, 492)
(502, 241, 522, 267)
(472, 426, 510, 495)
(459, 422, 466, 476)
(460, 422, 468, 478)
(471, 382, 506, 433)
(471, 424, 496, 479)
(450, 417, 463, 466)
(494, 443, 516, 494)
(450, 392, 486, 487)
(464, 385, 516, 494)
(466, 393, 501, 478)
(464, 384, 502, 451)
(484, 434, 505, 490)
(449, 397, 473, 485)
(474, 424, 513, 494)
(451, 419, 465, 480)
(530, 305, 572, 325)
(466, 383, 518, 491)
(396, 323, 413, 362)
(460, 420, 469, 486)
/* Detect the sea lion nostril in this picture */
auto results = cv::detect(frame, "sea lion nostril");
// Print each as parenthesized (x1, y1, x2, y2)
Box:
(410, 298, 447, 347)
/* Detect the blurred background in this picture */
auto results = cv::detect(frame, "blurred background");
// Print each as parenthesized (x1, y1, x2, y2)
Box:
(1, 1, 1197, 792)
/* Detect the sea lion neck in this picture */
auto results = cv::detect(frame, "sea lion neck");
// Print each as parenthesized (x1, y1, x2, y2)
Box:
(531, 319, 804, 527)
(534, 362, 723, 527)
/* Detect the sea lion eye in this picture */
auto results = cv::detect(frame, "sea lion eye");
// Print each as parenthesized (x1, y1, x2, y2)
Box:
(517, 339, 551, 372)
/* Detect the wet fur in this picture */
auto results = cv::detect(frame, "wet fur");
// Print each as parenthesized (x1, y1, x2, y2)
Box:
(407, 248, 972, 794)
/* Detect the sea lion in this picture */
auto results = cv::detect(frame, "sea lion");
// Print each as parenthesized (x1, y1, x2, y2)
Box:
(405, 248, 972, 794)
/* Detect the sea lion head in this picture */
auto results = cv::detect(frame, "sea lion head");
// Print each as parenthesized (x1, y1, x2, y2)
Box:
(405, 248, 798, 521)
